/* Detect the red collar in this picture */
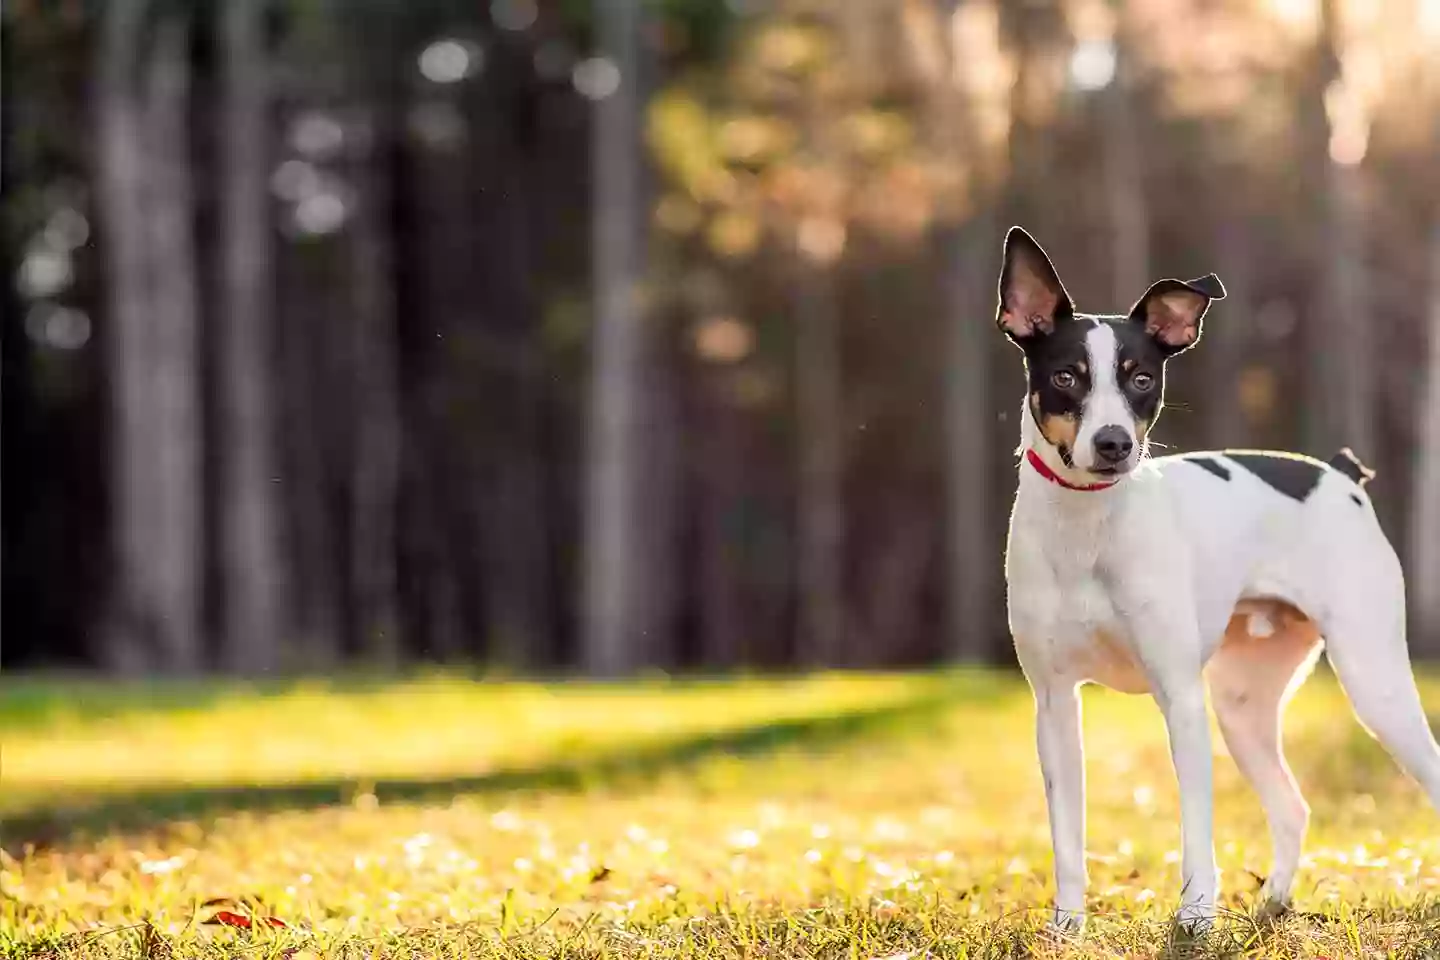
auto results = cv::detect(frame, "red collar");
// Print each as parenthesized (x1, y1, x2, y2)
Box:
(1025, 448, 1118, 492)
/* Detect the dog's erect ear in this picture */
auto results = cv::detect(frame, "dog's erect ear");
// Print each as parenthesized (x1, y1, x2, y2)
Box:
(996, 226, 1074, 342)
(1128, 273, 1226, 355)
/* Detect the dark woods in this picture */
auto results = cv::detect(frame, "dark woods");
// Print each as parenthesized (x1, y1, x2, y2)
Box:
(5, 0, 1440, 677)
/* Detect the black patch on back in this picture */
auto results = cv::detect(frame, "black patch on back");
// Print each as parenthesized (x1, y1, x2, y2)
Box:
(1108, 318, 1167, 429)
(1021, 315, 1097, 424)
(1224, 452, 1325, 502)
(1185, 456, 1231, 481)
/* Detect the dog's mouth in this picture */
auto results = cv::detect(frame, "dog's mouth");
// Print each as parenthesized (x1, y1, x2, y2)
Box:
(1089, 464, 1131, 478)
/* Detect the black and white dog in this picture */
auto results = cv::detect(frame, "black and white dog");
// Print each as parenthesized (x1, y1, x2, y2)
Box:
(995, 226, 1440, 933)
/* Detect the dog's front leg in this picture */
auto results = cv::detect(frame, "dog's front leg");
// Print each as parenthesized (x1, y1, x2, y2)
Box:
(1034, 680, 1087, 933)
(1152, 676, 1218, 933)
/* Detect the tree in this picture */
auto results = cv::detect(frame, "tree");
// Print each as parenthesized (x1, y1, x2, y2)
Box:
(583, 0, 650, 676)
(97, 3, 204, 674)
(218, 0, 285, 674)
(1410, 217, 1440, 654)
(912, 0, 1004, 663)
(1303, 0, 1374, 460)
(1100, 15, 1149, 306)
(347, 49, 404, 669)
(793, 225, 845, 667)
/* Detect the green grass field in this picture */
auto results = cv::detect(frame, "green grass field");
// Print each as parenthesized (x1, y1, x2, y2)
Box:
(5, 667, 1440, 958)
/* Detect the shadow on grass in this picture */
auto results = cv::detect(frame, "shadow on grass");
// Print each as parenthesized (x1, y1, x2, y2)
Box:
(1, 683, 965, 853)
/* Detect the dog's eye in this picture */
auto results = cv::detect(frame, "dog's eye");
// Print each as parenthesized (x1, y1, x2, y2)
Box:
(1131, 372, 1155, 391)
(1051, 370, 1076, 389)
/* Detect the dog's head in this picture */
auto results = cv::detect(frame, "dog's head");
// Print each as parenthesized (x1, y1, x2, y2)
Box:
(995, 226, 1225, 482)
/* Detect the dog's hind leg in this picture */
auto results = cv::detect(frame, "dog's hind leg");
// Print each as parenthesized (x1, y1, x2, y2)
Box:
(1322, 602, 1440, 810)
(1207, 606, 1322, 912)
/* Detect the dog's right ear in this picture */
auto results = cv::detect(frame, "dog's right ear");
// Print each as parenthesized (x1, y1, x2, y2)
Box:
(996, 226, 1074, 343)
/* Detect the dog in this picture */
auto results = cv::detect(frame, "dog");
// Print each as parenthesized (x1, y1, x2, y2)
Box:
(995, 226, 1440, 934)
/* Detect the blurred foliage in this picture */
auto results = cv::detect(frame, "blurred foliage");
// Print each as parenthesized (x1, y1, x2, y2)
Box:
(4, 0, 1440, 674)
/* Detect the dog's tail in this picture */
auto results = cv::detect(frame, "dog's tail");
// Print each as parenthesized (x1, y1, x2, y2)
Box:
(1329, 447, 1376, 488)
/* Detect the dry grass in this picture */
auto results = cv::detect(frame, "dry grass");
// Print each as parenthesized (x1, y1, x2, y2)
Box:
(5, 666, 1440, 958)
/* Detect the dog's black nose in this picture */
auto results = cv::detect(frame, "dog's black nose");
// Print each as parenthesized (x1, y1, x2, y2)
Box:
(1093, 426, 1134, 465)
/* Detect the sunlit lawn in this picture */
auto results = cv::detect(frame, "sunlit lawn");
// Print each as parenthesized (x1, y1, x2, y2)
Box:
(5, 666, 1440, 958)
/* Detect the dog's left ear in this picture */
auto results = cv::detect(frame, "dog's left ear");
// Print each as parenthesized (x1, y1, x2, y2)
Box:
(1128, 273, 1226, 355)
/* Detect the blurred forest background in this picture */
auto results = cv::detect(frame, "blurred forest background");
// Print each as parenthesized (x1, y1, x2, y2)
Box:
(4, 0, 1440, 679)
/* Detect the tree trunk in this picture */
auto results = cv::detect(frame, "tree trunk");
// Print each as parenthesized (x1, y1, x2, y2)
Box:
(862, 497, 935, 667)
(1204, 213, 1255, 447)
(280, 255, 345, 669)
(941, 216, 997, 662)
(1101, 36, 1149, 305)
(583, 0, 647, 677)
(474, 60, 553, 670)
(697, 370, 744, 668)
(1409, 221, 1440, 656)
(98, 5, 204, 675)
(794, 255, 845, 668)
(1318, 160, 1373, 457)
(349, 106, 403, 667)
(1000, 1, 1058, 236)
(1303, 0, 1374, 461)
(925, 0, 997, 663)
(96, 0, 151, 674)
(218, 0, 285, 674)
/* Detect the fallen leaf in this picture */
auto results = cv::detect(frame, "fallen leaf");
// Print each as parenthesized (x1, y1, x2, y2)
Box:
(202, 909, 289, 930)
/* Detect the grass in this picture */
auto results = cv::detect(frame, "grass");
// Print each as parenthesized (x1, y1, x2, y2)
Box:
(5, 666, 1440, 958)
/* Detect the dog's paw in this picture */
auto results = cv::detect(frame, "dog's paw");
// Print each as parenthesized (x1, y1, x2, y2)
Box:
(1256, 879, 1293, 919)
(1175, 902, 1217, 938)
(1255, 894, 1292, 921)
(1043, 907, 1086, 939)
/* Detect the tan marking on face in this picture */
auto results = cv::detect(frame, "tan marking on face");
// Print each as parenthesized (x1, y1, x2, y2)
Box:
(1039, 412, 1079, 451)
(1135, 418, 1150, 444)
(1076, 360, 1088, 375)
(1031, 391, 1080, 451)
(1121, 358, 1137, 373)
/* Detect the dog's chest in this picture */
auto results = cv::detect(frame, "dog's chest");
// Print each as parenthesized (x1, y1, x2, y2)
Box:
(1006, 496, 1159, 691)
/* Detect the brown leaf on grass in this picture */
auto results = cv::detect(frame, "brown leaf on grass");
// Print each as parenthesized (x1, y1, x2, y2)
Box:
(204, 910, 253, 929)
(202, 909, 289, 930)
(590, 865, 613, 883)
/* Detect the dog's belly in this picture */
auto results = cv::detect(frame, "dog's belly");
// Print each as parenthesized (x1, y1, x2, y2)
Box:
(1076, 628, 1152, 694)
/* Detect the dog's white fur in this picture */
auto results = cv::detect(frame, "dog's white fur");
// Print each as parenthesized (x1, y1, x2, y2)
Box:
(1007, 321, 1440, 933)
